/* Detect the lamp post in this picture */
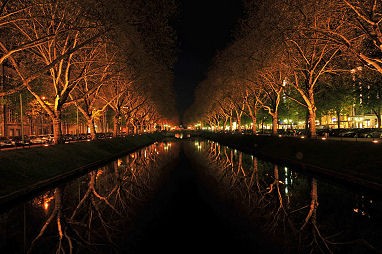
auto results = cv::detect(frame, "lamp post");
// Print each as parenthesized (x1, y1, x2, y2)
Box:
(76, 106, 79, 139)
(20, 93, 24, 143)
(1, 61, 6, 137)
(103, 110, 106, 133)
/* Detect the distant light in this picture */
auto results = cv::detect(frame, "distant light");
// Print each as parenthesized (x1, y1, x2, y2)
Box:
(301, 136, 305, 139)
(372, 140, 379, 143)
(44, 202, 49, 210)
(321, 137, 327, 140)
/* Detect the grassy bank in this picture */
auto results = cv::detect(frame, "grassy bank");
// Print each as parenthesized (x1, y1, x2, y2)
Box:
(200, 132, 382, 191)
(0, 133, 164, 205)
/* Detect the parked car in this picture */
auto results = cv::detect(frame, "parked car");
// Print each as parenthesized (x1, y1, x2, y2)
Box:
(29, 135, 45, 144)
(9, 135, 30, 146)
(63, 134, 74, 142)
(353, 128, 373, 138)
(328, 128, 344, 137)
(316, 129, 330, 137)
(364, 130, 382, 138)
(38, 134, 55, 144)
(45, 134, 54, 143)
(338, 129, 357, 137)
(78, 133, 88, 140)
(0, 136, 14, 148)
(96, 133, 106, 139)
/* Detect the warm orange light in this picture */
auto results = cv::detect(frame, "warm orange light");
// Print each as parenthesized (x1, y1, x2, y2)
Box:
(96, 170, 103, 178)
(43, 196, 54, 211)
(44, 201, 49, 211)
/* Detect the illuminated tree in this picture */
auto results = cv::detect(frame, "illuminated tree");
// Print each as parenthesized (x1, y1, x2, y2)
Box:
(71, 42, 117, 140)
(99, 74, 136, 137)
(1, 0, 178, 141)
(321, 1, 382, 74)
(1, 0, 108, 143)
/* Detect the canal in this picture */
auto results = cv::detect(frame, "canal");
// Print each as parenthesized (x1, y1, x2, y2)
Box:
(0, 139, 381, 253)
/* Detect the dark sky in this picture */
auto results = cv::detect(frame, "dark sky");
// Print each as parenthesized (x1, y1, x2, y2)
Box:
(173, 0, 243, 123)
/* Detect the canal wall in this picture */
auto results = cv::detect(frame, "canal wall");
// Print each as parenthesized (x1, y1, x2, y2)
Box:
(199, 132, 382, 191)
(0, 133, 164, 207)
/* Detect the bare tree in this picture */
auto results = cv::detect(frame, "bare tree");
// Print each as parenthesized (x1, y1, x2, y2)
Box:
(71, 42, 116, 140)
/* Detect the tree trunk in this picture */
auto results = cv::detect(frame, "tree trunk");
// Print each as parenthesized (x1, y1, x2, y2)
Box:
(237, 117, 242, 132)
(113, 114, 120, 137)
(52, 110, 63, 144)
(223, 116, 228, 131)
(305, 110, 309, 134)
(373, 107, 381, 129)
(336, 110, 341, 129)
(2, 104, 7, 137)
(251, 115, 257, 134)
(229, 116, 233, 131)
(308, 107, 317, 138)
(272, 112, 278, 136)
(139, 120, 145, 133)
(88, 118, 96, 140)
(236, 109, 242, 132)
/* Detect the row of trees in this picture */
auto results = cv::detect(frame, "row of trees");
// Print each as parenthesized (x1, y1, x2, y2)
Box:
(0, 0, 178, 143)
(186, 0, 382, 138)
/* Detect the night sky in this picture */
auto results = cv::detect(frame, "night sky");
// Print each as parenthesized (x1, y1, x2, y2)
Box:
(173, 0, 243, 123)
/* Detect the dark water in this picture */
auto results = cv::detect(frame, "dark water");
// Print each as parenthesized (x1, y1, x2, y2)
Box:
(0, 139, 381, 253)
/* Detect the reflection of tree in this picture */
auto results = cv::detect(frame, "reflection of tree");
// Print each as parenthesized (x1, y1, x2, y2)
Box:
(264, 165, 298, 236)
(28, 187, 64, 254)
(197, 141, 379, 253)
(24, 142, 178, 253)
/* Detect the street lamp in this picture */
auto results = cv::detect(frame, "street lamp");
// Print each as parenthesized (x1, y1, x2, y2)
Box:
(76, 106, 79, 139)
(40, 96, 47, 135)
(20, 94, 24, 143)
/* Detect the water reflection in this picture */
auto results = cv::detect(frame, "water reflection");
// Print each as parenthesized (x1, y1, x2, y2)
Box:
(0, 141, 179, 254)
(189, 140, 381, 253)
